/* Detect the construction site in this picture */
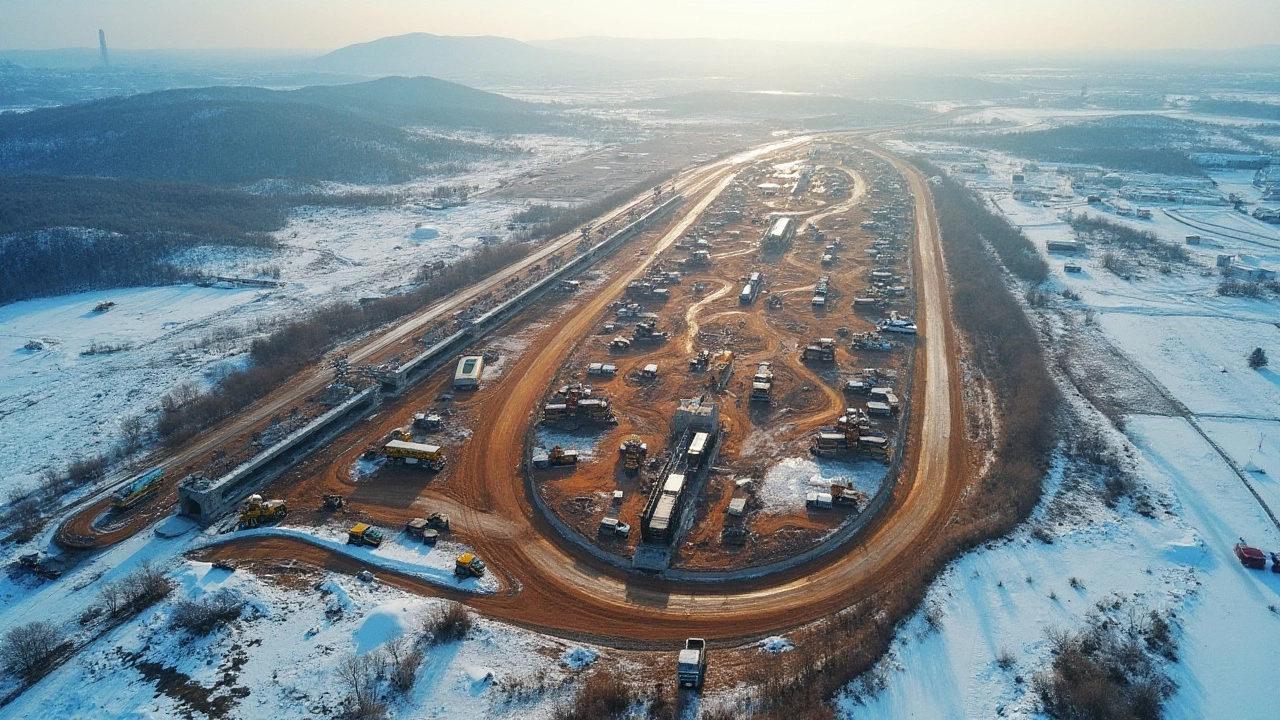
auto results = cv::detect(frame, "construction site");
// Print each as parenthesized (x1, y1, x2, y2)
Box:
(528, 145, 920, 570)
(44, 132, 970, 659)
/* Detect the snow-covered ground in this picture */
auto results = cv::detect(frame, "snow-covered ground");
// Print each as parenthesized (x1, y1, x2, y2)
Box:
(757, 456, 886, 514)
(0, 558, 595, 720)
(849, 131, 1280, 719)
(0, 134, 600, 499)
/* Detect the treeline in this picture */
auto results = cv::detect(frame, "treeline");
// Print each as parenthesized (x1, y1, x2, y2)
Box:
(1068, 212, 1189, 262)
(743, 161, 1059, 719)
(927, 170, 1049, 283)
(1, 229, 186, 305)
(0, 176, 285, 304)
(512, 171, 675, 242)
(1, 176, 287, 238)
(157, 242, 530, 443)
(969, 116, 1205, 176)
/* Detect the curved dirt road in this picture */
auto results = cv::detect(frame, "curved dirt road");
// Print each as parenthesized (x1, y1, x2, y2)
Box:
(204, 143, 972, 646)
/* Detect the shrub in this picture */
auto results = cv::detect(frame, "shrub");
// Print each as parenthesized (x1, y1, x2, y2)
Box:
(335, 653, 387, 720)
(168, 590, 246, 636)
(96, 563, 175, 620)
(1249, 347, 1269, 369)
(375, 636, 424, 695)
(1034, 609, 1177, 720)
(1219, 279, 1263, 297)
(552, 670, 634, 720)
(0, 620, 67, 682)
(422, 602, 472, 644)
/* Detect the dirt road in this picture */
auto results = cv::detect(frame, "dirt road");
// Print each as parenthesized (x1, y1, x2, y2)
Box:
(202, 141, 973, 647)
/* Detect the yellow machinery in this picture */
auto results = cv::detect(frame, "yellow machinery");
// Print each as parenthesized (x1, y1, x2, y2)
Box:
(347, 523, 384, 547)
(238, 494, 287, 529)
(384, 439, 446, 470)
(454, 552, 486, 577)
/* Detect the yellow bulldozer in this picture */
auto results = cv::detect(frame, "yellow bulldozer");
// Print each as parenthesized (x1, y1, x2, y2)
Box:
(238, 494, 287, 529)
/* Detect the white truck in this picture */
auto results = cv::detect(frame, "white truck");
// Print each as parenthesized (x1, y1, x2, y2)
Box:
(677, 638, 707, 689)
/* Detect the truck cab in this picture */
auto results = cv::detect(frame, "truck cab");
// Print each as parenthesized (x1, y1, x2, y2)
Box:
(677, 638, 707, 689)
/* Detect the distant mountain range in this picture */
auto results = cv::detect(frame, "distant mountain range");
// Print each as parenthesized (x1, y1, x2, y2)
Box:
(638, 90, 929, 127)
(313, 33, 632, 83)
(0, 76, 556, 184)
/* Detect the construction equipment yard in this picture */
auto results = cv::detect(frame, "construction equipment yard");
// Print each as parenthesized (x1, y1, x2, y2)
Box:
(53, 135, 972, 648)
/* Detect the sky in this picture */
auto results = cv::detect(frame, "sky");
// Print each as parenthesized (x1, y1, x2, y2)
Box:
(1, 0, 1277, 52)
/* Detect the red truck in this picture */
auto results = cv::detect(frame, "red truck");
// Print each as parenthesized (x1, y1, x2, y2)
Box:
(1234, 541, 1267, 570)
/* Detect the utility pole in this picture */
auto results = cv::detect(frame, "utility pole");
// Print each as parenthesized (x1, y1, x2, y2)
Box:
(99, 29, 109, 66)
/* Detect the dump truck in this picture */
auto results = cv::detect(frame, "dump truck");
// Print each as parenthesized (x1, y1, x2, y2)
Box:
(238, 494, 287, 529)
(678, 639, 707, 689)
(384, 440, 446, 470)
(533, 445, 579, 468)
(113, 467, 163, 509)
(347, 523, 384, 547)
(455, 552, 486, 578)
(1235, 541, 1267, 570)
(322, 494, 345, 511)
(426, 512, 451, 531)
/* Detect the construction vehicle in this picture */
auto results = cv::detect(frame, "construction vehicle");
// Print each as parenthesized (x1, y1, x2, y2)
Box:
(610, 336, 632, 350)
(633, 321, 668, 342)
(708, 350, 734, 390)
(689, 349, 710, 372)
(620, 435, 648, 473)
(384, 440, 446, 470)
(1271, 552, 1280, 573)
(17, 553, 61, 580)
(750, 362, 774, 403)
(533, 445, 579, 468)
(322, 494, 345, 511)
(801, 338, 837, 363)
(739, 271, 763, 304)
(113, 467, 163, 509)
(238, 494, 287, 529)
(455, 552, 486, 578)
(347, 523, 384, 547)
(413, 412, 445, 432)
(1235, 540, 1267, 570)
(678, 639, 708, 689)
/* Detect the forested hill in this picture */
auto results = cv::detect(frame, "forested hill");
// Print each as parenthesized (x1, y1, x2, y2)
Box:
(0, 77, 558, 184)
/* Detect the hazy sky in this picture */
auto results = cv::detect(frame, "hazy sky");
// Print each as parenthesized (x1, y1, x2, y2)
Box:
(2, 0, 1277, 51)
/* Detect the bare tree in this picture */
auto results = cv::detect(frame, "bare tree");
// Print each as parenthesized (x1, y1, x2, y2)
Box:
(0, 621, 66, 681)
(381, 636, 423, 695)
(335, 653, 386, 719)
(119, 414, 147, 450)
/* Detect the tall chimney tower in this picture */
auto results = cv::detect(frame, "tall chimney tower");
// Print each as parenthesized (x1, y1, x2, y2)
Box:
(99, 29, 109, 66)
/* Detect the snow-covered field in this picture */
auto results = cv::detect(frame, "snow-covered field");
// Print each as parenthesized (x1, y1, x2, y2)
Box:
(1, 558, 594, 720)
(0, 135, 600, 499)
(850, 130, 1280, 719)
